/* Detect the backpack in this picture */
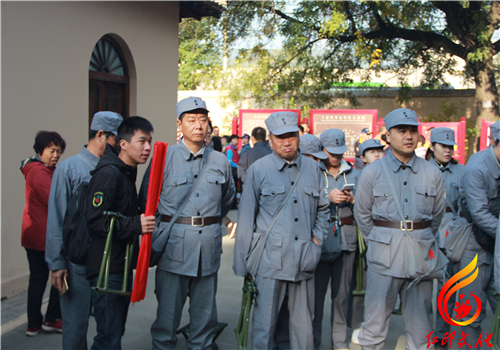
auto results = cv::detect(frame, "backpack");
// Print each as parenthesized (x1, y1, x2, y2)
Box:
(62, 164, 121, 264)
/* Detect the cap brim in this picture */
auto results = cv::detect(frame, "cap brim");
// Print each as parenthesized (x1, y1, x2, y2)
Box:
(387, 120, 420, 130)
(310, 151, 328, 160)
(324, 145, 348, 154)
(271, 125, 300, 136)
(434, 140, 457, 146)
(361, 146, 384, 155)
(177, 108, 210, 119)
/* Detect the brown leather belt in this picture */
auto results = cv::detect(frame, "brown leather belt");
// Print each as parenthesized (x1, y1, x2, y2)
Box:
(374, 220, 431, 231)
(446, 207, 466, 218)
(329, 215, 354, 225)
(161, 215, 219, 227)
(340, 216, 354, 225)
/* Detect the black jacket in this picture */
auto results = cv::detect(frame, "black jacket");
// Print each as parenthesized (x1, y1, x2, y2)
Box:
(85, 144, 142, 279)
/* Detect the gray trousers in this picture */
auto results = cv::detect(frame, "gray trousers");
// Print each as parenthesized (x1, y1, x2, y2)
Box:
(253, 275, 314, 350)
(151, 269, 218, 350)
(313, 251, 356, 350)
(60, 262, 91, 350)
(347, 253, 366, 330)
(359, 268, 433, 350)
(434, 262, 457, 340)
(458, 254, 498, 342)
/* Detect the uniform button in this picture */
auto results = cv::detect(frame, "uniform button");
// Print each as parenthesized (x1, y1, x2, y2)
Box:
(197, 211, 200, 216)
(294, 200, 298, 204)
(402, 166, 406, 170)
(216, 181, 219, 185)
(272, 191, 275, 195)
(174, 182, 177, 186)
(295, 237, 298, 240)
(199, 230, 202, 234)
(425, 192, 428, 197)
(291, 182, 294, 185)
(403, 181, 407, 186)
(194, 175, 198, 178)
(195, 193, 199, 197)
(404, 199, 408, 203)
(405, 215, 409, 219)
(295, 218, 298, 222)
(288, 165, 293, 169)
(384, 194, 388, 197)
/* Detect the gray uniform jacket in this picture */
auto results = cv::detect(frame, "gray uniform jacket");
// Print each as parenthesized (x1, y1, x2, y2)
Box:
(428, 158, 465, 246)
(322, 160, 359, 259)
(233, 152, 330, 282)
(46, 146, 99, 273)
(461, 146, 500, 238)
(149, 142, 235, 277)
(237, 142, 272, 184)
(354, 151, 445, 278)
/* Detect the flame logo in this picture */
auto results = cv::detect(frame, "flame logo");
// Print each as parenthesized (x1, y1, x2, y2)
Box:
(438, 254, 482, 326)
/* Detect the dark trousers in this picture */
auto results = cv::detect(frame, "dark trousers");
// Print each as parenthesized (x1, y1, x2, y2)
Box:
(25, 248, 61, 328)
(231, 167, 238, 209)
(90, 273, 131, 350)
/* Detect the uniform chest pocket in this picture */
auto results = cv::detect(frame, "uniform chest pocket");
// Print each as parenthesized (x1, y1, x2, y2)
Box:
(165, 176, 188, 202)
(415, 185, 436, 216)
(373, 186, 395, 214)
(206, 175, 226, 201)
(260, 186, 286, 216)
(303, 186, 319, 213)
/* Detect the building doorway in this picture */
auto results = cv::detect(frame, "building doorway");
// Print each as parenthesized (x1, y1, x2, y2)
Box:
(89, 35, 129, 127)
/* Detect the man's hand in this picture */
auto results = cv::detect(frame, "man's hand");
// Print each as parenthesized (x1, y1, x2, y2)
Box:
(346, 191, 355, 204)
(51, 269, 68, 291)
(329, 188, 350, 204)
(313, 236, 320, 246)
(141, 214, 156, 234)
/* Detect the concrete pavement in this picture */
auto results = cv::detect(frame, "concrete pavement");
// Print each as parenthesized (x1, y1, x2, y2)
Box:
(1, 211, 495, 349)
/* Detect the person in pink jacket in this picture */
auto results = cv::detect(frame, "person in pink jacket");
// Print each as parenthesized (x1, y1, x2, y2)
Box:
(21, 131, 66, 336)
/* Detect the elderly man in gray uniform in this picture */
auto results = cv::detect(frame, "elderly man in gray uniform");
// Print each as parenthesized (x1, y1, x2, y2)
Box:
(354, 108, 446, 350)
(233, 111, 330, 350)
(459, 128, 500, 343)
(313, 129, 359, 350)
(147, 97, 235, 350)
(46, 112, 123, 350)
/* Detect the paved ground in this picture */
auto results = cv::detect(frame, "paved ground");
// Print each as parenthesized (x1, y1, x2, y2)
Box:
(1, 210, 496, 349)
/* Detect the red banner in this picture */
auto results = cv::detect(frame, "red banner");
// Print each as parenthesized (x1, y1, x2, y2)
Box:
(480, 118, 495, 151)
(130, 141, 168, 302)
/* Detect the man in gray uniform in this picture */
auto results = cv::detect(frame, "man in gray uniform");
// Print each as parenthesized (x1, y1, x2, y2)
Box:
(459, 129, 500, 343)
(314, 129, 359, 350)
(354, 108, 446, 350)
(46, 112, 123, 350)
(233, 111, 330, 350)
(148, 97, 235, 350)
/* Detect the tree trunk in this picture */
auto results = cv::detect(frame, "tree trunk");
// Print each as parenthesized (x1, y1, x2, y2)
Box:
(473, 56, 500, 122)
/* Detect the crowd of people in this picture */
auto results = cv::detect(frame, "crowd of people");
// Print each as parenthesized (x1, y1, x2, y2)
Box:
(20, 96, 500, 350)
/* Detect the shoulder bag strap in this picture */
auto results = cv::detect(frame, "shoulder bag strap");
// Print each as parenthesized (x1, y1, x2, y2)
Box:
(251, 158, 306, 275)
(152, 151, 213, 252)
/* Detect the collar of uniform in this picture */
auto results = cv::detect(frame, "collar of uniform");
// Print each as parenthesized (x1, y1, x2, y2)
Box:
(325, 159, 351, 178)
(429, 156, 452, 173)
(488, 146, 500, 178)
(179, 138, 206, 160)
(271, 151, 301, 170)
(81, 145, 100, 166)
(386, 149, 418, 173)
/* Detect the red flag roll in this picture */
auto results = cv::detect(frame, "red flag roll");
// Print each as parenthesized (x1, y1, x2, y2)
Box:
(130, 141, 168, 302)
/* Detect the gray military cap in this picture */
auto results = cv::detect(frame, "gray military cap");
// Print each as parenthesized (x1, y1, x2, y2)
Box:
(430, 127, 457, 146)
(359, 138, 385, 156)
(90, 111, 123, 136)
(384, 108, 420, 131)
(265, 111, 300, 136)
(300, 134, 327, 160)
(490, 120, 500, 140)
(320, 129, 348, 154)
(176, 97, 209, 119)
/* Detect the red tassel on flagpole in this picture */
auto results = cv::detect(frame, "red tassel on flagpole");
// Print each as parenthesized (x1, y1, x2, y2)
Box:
(130, 141, 168, 302)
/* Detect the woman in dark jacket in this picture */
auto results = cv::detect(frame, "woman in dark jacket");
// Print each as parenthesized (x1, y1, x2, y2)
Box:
(21, 131, 66, 336)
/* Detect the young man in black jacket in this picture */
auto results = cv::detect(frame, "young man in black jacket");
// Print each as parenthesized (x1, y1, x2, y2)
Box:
(86, 116, 156, 350)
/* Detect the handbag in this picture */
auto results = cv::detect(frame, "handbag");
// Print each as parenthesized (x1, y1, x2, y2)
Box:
(150, 150, 213, 266)
(381, 159, 447, 281)
(245, 161, 305, 278)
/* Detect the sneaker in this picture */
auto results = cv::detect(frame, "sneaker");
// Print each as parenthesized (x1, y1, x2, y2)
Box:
(351, 328, 360, 345)
(26, 326, 42, 336)
(42, 319, 62, 333)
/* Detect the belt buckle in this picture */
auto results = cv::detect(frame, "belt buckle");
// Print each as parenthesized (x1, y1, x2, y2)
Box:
(191, 216, 204, 227)
(400, 220, 413, 231)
